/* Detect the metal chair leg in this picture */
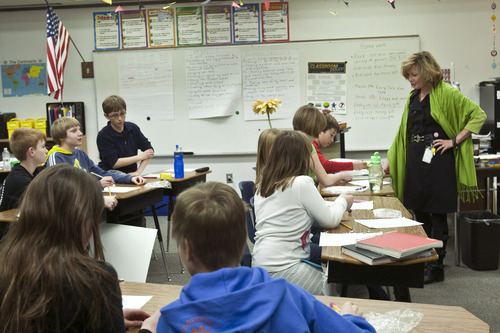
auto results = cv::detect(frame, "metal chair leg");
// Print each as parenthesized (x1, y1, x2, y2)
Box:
(151, 205, 171, 281)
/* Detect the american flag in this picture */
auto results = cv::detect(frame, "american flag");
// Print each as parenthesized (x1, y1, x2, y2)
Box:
(47, 6, 70, 101)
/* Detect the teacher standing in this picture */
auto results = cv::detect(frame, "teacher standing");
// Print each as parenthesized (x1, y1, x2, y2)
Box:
(383, 51, 486, 284)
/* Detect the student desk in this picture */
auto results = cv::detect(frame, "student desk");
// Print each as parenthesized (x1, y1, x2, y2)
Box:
(0, 185, 174, 281)
(147, 170, 211, 251)
(0, 207, 18, 222)
(320, 182, 395, 197)
(322, 195, 438, 302)
(120, 281, 489, 333)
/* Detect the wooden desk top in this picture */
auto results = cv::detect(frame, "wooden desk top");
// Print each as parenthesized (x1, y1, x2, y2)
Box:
(109, 184, 162, 200)
(320, 183, 395, 197)
(145, 170, 211, 184)
(321, 195, 438, 265)
(0, 184, 163, 223)
(120, 281, 489, 333)
(0, 208, 18, 223)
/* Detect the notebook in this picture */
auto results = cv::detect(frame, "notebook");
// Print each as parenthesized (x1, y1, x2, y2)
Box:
(355, 231, 443, 259)
(341, 244, 395, 265)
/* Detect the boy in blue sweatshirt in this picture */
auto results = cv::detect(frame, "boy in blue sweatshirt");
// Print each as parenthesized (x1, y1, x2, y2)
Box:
(140, 182, 375, 333)
(45, 116, 144, 187)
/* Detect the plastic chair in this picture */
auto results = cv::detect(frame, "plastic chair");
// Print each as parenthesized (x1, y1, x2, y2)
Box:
(239, 181, 256, 244)
(238, 181, 255, 205)
(246, 197, 256, 244)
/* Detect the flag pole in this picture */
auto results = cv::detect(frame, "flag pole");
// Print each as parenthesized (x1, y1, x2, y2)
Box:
(70, 38, 86, 63)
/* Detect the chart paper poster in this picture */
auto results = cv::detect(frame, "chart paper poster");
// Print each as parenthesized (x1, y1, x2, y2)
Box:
(262, 2, 289, 42)
(118, 50, 174, 121)
(204, 5, 232, 45)
(147, 8, 175, 47)
(120, 10, 148, 49)
(307, 62, 347, 115)
(232, 4, 260, 44)
(94, 11, 120, 50)
(1, 60, 46, 97)
(243, 49, 299, 121)
(176, 7, 203, 46)
(185, 48, 241, 118)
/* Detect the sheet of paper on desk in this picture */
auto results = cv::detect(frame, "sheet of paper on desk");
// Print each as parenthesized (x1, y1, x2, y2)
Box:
(122, 295, 153, 309)
(351, 201, 374, 210)
(143, 173, 161, 179)
(102, 186, 139, 193)
(322, 186, 368, 195)
(340, 168, 368, 180)
(319, 232, 382, 246)
(349, 180, 391, 187)
(326, 200, 372, 210)
(355, 217, 423, 228)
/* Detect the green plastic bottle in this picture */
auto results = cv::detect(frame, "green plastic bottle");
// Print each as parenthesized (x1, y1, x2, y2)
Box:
(369, 152, 383, 192)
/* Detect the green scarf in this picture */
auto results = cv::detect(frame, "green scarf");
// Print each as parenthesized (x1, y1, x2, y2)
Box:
(387, 81, 486, 203)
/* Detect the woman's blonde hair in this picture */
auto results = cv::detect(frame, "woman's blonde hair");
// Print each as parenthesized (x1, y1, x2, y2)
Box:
(257, 130, 311, 198)
(401, 51, 443, 88)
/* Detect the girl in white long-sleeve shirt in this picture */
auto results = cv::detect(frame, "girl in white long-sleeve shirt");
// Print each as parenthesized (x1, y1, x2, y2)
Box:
(252, 130, 364, 296)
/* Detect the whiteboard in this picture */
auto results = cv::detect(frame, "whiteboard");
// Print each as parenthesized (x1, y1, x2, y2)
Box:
(93, 36, 419, 155)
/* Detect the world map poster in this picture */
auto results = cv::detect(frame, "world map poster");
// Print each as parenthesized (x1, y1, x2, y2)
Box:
(1, 61, 47, 97)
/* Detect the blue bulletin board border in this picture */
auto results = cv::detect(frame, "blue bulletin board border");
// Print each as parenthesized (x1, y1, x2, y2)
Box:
(232, 3, 261, 44)
(93, 11, 121, 51)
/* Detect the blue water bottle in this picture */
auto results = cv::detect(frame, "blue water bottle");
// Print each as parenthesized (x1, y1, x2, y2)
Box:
(174, 145, 184, 179)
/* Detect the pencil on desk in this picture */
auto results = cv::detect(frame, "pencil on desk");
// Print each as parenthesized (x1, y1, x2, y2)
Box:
(90, 172, 113, 195)
(340, 222, 352, 230)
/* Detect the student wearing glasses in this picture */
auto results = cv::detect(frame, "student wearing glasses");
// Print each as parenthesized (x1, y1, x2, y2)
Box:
(97, 95, 154, 176)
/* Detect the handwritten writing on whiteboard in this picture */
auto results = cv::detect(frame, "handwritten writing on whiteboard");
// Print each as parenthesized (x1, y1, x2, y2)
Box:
(242, 49, 300, 121)
(185, 48, 242, 119)
(349, 42, 409, 122)
(118, 50, 174, 121)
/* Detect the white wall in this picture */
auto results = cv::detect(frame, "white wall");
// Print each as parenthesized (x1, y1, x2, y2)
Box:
(0, 0, 495, 186)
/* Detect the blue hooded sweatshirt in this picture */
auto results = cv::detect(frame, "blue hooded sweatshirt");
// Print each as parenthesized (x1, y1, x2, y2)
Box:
(157, 267, 375, 333)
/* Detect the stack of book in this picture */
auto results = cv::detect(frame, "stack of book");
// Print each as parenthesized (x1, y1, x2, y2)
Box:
(341, 231, 442, 265)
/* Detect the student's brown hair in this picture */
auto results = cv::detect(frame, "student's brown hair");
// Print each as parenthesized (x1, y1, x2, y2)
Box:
(323, 113, 340, 133)
(0, 164, 122, 332)
(102, 95, 127, 115)
(50, 117, 80, 145)
(292, 104, 326, 139)
(257, 130, 311, 198)
(172, 182, 247, 270)
(256, 128, 281, 184)
(401, 51, 443, 88)
(9, 127, 47, 161)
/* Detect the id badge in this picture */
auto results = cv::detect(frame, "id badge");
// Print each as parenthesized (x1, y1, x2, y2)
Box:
(422, 145, 433, 164)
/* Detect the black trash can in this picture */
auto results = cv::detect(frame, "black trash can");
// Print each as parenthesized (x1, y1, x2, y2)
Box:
(460, 211, 500, 270)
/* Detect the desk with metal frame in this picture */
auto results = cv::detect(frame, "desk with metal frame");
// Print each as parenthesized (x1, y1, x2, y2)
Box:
(148, 170, 211, 251)
(0, 185, 174, 281)
(322, 195, 438, 302)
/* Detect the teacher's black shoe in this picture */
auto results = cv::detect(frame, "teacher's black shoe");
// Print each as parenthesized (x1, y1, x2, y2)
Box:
(424, 262, 445, 284)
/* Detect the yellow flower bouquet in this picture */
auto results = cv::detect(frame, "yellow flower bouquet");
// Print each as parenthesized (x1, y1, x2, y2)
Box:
(252, 98, 282, 128)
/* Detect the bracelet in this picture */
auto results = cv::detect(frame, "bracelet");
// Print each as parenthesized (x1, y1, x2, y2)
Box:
(452, 137, 458, 150)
